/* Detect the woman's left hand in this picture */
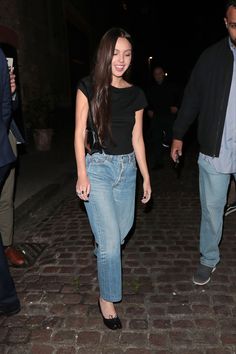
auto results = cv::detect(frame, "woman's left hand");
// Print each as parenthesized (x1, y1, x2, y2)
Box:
(141, 179, 152, 204)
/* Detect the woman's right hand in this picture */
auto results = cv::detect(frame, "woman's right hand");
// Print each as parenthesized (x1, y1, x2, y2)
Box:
(76, 174, 90, 201)
(74, 88, 91, 201)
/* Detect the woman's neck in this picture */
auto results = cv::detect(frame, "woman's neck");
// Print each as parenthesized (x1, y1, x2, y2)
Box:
(111, 77, 128, 88)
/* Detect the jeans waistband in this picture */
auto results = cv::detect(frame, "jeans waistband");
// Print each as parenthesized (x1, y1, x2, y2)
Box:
(101, 151, 135, 163)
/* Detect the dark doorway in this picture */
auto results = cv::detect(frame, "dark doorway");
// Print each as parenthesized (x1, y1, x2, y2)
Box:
(66, 23, 90, 107)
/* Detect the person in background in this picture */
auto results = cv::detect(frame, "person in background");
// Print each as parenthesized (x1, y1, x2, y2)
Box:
(74, 28, 151, 330)
(0, 66, 25, 266)
(0, 47, 21, 316)
(146, 65, 180, 169)
(224, 178, 236, 216)
(171, 0, 236, 285)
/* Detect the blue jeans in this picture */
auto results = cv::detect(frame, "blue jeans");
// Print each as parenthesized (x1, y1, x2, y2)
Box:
(198, 155, 236, 267)
(84, 152, 137, 302)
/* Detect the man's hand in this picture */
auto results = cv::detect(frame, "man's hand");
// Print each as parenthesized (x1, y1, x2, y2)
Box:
(171, 139, 183, 162)
(9, 68, 16, 95)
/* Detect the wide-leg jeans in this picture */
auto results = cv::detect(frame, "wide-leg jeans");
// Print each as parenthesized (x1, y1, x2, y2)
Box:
(84, 152, 137, 302)
(198, 154, 236, 267)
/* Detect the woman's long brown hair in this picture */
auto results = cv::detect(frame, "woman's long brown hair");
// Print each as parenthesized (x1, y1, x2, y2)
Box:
(91, 28, 132, 144)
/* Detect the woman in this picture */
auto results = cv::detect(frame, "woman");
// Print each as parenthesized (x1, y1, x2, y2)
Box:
(74, 28, 151, 330)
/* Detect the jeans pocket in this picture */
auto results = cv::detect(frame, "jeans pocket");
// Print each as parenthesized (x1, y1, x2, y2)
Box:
(86, 153, 108, 173)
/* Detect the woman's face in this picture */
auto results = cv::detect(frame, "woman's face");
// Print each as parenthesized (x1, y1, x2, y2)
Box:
(111, 37, 132, 78)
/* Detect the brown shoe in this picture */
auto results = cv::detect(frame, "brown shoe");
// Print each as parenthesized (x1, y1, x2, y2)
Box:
(5, 246, 25, 266)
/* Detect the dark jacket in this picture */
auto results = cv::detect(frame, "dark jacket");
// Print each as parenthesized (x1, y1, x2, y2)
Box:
(173, 37, 234, 157)
(146, 79, 180, 117)
(0, 48, 16, 168)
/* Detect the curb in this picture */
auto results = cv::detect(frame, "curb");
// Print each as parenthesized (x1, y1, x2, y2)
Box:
(15, 183, 61, 226)
(14, 172, 75, 231)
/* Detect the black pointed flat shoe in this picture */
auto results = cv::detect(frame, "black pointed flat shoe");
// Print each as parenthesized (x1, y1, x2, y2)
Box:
(98, 299, 122, 330)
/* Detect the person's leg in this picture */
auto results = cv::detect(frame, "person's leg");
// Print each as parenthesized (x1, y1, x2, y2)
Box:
(85, 153, 123, 303)
(155, 118, 164, 166)
(149, 119, 164, 168)
(224, 177, 236, 215)
(198, 156, 230, 268)
(0, 167, 25, 266)
(0, 165, 15, 247)
(227, 178, 236, 204)
(0, 235, 20, 315)
(233, 174, 236, 184)
(113, 154, 137, 245)
(0, 134, 24, 266)
(163, 115, 174, 147)
(85, 153, 137, 330)
(0, 165, 20, 316)
(0, 165, 10, 190)
(0, 132, 17, 246)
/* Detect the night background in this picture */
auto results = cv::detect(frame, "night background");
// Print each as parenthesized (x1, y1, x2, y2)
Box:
(0, 0, 229, 144)
(89, 0, 227, 86)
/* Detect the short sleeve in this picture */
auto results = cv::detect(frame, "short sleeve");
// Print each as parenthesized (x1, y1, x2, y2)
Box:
(77, 76, 92, 99)
(133, 87, 148, 111)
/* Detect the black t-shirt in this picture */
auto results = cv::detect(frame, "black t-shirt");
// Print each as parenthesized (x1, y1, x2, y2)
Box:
(78, 77, 147, 155)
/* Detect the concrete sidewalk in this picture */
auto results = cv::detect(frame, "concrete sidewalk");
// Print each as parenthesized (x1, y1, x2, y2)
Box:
(13, 122, 76, 229)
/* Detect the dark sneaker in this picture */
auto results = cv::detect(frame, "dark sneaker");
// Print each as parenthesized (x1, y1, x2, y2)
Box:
(193, 264, 216, 285)
(224, 201, 236, 216)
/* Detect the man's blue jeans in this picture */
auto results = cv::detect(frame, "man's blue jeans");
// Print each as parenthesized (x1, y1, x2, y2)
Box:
(84, 152, 137, 302)
(198, 155, 236, 267)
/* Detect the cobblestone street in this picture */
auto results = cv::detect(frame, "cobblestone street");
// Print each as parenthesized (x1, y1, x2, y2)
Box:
(1, 143, 236, 354)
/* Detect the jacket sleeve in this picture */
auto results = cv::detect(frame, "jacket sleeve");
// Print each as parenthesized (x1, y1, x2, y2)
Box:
(172, 58, 202, 140)
(0, 49, 12, 131)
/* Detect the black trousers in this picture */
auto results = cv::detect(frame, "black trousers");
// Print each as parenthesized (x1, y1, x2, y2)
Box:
(146, 115, 175, 167)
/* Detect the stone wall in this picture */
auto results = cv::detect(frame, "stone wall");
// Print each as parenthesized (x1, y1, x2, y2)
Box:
(0, 0, 92, 130)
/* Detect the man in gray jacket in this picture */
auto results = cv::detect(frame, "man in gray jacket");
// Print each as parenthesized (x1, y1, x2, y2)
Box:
(171, 0, 236, 285)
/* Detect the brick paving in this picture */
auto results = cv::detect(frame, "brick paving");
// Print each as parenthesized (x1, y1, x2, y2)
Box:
(1, 143, 236, 354)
